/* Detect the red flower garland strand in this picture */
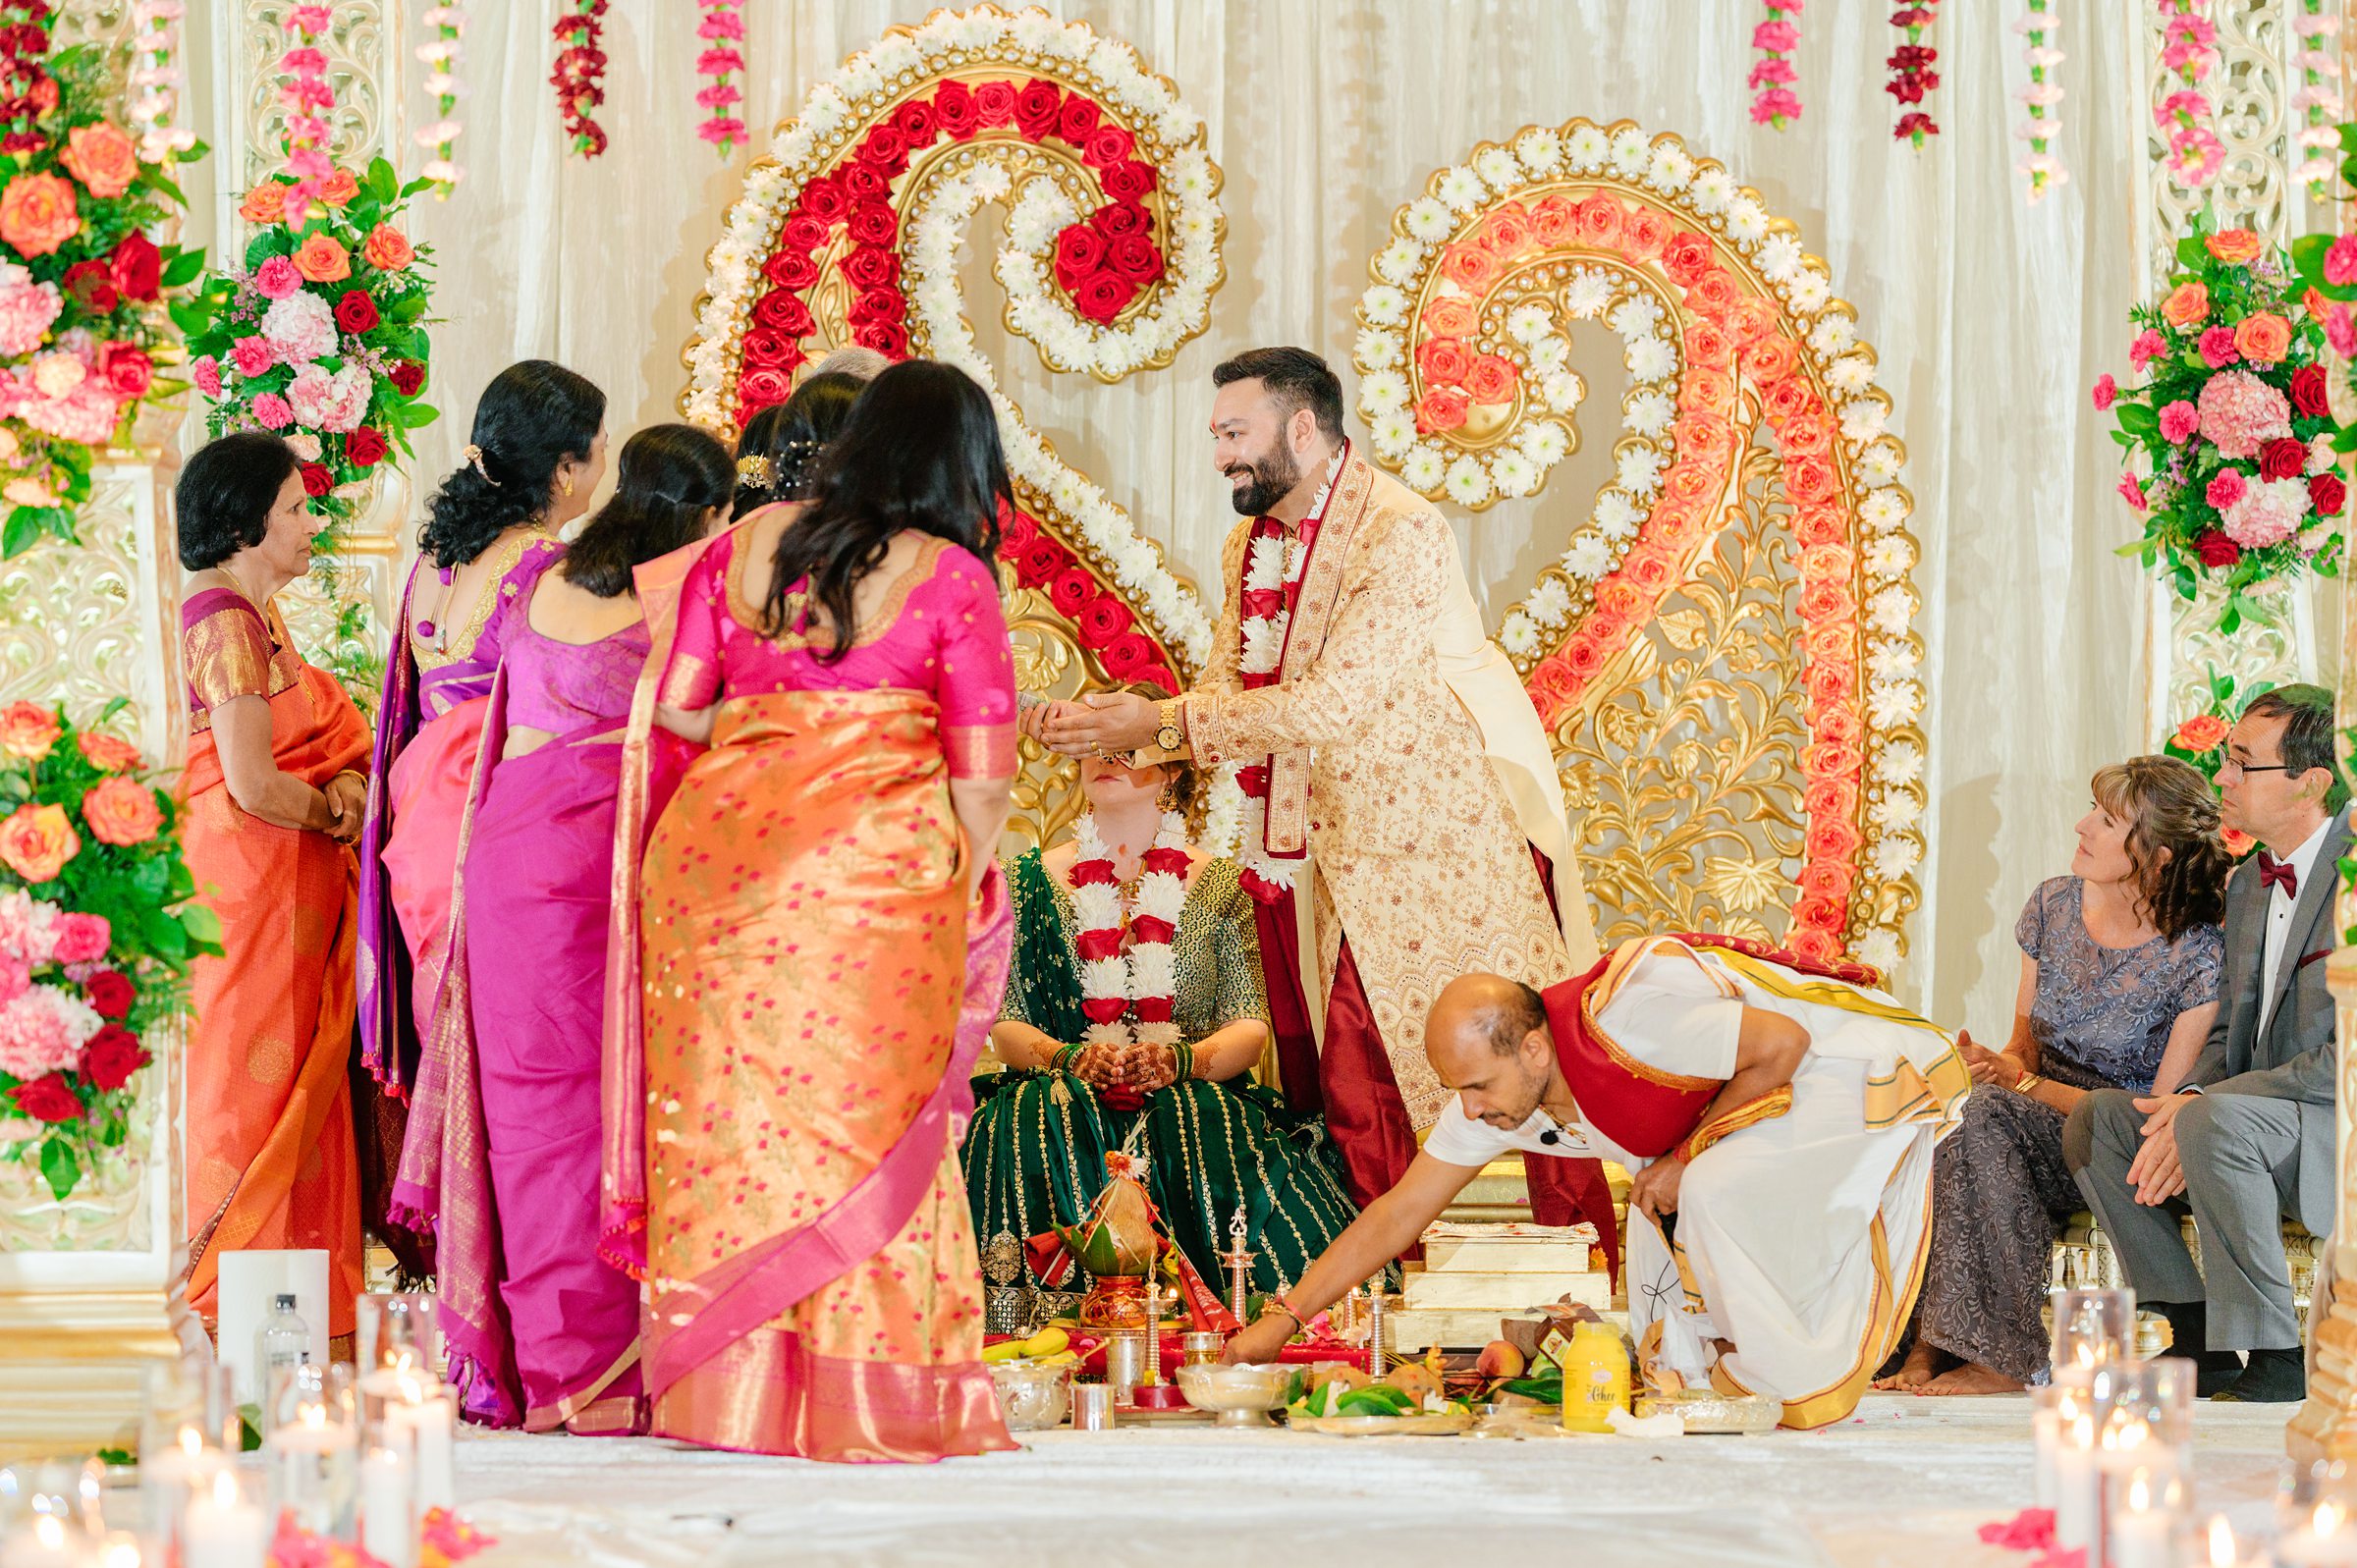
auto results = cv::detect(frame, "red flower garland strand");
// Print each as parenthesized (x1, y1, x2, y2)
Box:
(695, 1, 745, 156)
(1889, 3, 1940, 146)
(0, 1, 57, 158)
(550, 0, 607, 158)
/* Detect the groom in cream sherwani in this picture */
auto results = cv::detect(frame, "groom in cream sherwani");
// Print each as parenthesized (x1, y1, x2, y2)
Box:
(1041, 346, 1612, 1246)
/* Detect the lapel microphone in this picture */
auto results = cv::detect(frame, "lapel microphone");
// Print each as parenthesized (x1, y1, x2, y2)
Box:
(1538, 1128, 1561, 1146)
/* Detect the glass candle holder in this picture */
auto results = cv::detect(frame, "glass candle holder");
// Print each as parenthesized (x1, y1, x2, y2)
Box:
(358, 1293, 440, 1381)
(267, 1361, 358, 1540)
(181, 1466, 268, 1568)
(2050, 1286, 2137, 1383)
(2279, 1462, 2357, 1568)
(370, 1364, 458, 1516)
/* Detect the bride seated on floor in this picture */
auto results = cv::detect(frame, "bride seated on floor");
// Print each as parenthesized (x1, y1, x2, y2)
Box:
(960, 680, 1359, 1323)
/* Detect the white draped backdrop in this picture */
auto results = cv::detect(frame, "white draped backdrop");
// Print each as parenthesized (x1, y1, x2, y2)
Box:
(174, 0, 2272, 1044)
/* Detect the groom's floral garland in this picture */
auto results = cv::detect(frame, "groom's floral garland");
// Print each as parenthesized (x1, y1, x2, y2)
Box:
(1069, 810, 1187, 1049)
(1356, 118, 1924, 974)
(1231, 447, 1344, 900)
(680, 8, 1226, 703)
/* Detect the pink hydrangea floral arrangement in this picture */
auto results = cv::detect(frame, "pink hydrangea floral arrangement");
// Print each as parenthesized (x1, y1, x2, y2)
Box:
(2097, 212, 2341, 621)
(0, 698, 215, 1201)
(180, 154, 438, 527)
(0, 9, 208, 558)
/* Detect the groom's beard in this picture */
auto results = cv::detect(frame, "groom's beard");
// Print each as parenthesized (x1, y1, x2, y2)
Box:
(1224, 447, 1302, 517)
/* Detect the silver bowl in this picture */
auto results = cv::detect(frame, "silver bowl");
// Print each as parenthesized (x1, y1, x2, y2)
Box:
(1176, 1361, 1289, 1428)
(988, 1361, 1074, 1432)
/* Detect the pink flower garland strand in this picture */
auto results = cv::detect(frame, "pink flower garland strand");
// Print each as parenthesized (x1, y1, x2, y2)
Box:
(1750, 0, 1802, 129)
(696, 1, 746, 157)
(2015, 2, 2066, 202)
(127, 1, 195, 166)
(277, 4, 335, 226)
(2156, 0, 2222, 188)
(1889, 3, 1940, 146)
(414, 3, 465, 193)
(2294, 0, 2342, 194)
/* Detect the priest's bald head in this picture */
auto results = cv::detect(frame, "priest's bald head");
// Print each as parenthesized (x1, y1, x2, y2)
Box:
(1427, 974, 1555, 1130)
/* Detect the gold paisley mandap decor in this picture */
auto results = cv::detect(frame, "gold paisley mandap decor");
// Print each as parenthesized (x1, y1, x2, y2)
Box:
(1354, 120, 1927, 974)
(678, 5, 1225, 851)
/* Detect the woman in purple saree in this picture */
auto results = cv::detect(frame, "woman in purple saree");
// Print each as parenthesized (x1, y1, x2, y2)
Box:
(393, 425, 735, 1430)
(356, 364, 606, 1181)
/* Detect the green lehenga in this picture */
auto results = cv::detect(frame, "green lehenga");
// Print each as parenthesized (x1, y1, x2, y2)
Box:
(960, 849, 1358, 1331)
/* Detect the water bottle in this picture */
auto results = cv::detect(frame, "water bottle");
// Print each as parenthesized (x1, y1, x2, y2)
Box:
(254, 1292, 308, 1413)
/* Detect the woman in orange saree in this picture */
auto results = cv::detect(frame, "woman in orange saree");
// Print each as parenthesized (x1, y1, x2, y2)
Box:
(606, 362, 1020, 1461)
(175, 433, 372, 1336)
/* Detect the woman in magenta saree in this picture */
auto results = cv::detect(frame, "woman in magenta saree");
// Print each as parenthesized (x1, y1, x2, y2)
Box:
(606, 362, 1020, 1461)
(356, 362, 606, 1117)
(393, 426, 735, 1432)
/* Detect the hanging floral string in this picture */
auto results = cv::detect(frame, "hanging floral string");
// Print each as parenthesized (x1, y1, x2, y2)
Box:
(2156, 0, 2222, 188)
(127, 2, 196, 166)
(2016, 2, 2065, 201)
(695, 0, 745, 157)
(1888, 3, 1940, 146)
(2294, 1, 2342, 196)
(550, 0, 608, 158)
(1749, 0, 1803, 129)
(277, 4, 335, 225)
(0, 2, 56, 157)
(413, 3, 464, 193)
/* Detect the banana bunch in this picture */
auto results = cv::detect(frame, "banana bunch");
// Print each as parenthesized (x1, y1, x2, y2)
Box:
(981, 1325, 1079, 1367)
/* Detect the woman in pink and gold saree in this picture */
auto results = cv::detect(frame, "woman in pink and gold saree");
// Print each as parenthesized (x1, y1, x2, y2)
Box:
(605, 362, 1020, 1461)
(175, 434, 371, 1336)
(392, 425, 736, 1433)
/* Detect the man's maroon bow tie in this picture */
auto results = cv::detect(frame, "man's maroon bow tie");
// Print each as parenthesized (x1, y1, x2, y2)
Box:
(2258, 849, 2298, 897)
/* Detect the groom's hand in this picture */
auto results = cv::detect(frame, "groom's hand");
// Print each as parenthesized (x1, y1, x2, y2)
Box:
(1041, 691, 1159, 756)
(2126, 1093, 2192, 1205)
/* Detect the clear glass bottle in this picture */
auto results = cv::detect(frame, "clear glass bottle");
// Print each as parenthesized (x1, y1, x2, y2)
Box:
(253, 1294, 308, 1424)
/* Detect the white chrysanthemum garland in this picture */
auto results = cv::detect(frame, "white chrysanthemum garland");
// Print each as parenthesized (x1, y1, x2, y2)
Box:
(1069, 810, 1188, 1049)
(1352, 118, 1928, 976)
(679, 7, 1222, 688)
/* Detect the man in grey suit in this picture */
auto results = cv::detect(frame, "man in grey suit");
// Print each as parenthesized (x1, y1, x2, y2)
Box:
(2066, 683, 2348, 1402)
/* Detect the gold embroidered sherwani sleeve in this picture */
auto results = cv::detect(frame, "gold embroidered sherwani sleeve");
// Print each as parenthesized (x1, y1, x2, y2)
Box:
(1183, 504, 1446, 765)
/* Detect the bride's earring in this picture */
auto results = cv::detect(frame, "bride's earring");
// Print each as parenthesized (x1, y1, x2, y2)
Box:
(1156, 777, 1178, 815)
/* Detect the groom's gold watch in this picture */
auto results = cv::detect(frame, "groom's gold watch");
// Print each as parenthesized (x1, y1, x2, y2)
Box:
(1154, 698, 1184, 753)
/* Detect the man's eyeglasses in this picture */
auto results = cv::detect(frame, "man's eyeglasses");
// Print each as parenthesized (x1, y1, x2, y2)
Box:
(2219, 758, 2295, 782)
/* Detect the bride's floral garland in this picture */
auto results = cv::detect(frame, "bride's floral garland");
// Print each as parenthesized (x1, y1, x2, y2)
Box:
(1233, 445, 1344, 902)
(1069, 810, 1187, 1049)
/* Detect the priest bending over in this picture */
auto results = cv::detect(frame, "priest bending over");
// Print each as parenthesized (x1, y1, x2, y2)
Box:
(1223, 936, 1969, 1430)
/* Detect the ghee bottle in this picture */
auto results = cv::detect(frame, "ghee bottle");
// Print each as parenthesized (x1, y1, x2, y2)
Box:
(1559, 1321, 1631, 1433)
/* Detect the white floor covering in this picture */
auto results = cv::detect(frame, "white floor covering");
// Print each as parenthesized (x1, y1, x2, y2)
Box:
(450, 1394, 2299, 1568)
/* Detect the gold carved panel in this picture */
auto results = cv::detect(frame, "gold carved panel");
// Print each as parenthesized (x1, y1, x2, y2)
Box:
(1557, 422, 1805, 948)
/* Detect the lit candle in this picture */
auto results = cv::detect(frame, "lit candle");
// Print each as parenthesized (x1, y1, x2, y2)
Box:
(268, 1398, 357, 1537)
(383, 1374, 456, 1513)
(2279, 1501, 2357, 1568)
(142, 1423, 223, 1541)
(2208, 1516, 2247, 1568)
(2108, 1473, 2174, 1568)
(360, 1444, 415, 1568)
(97, 1531, 146, 1568)
(2053, 1413, 2100, 1553)
(183, 1470, 267, 1568)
